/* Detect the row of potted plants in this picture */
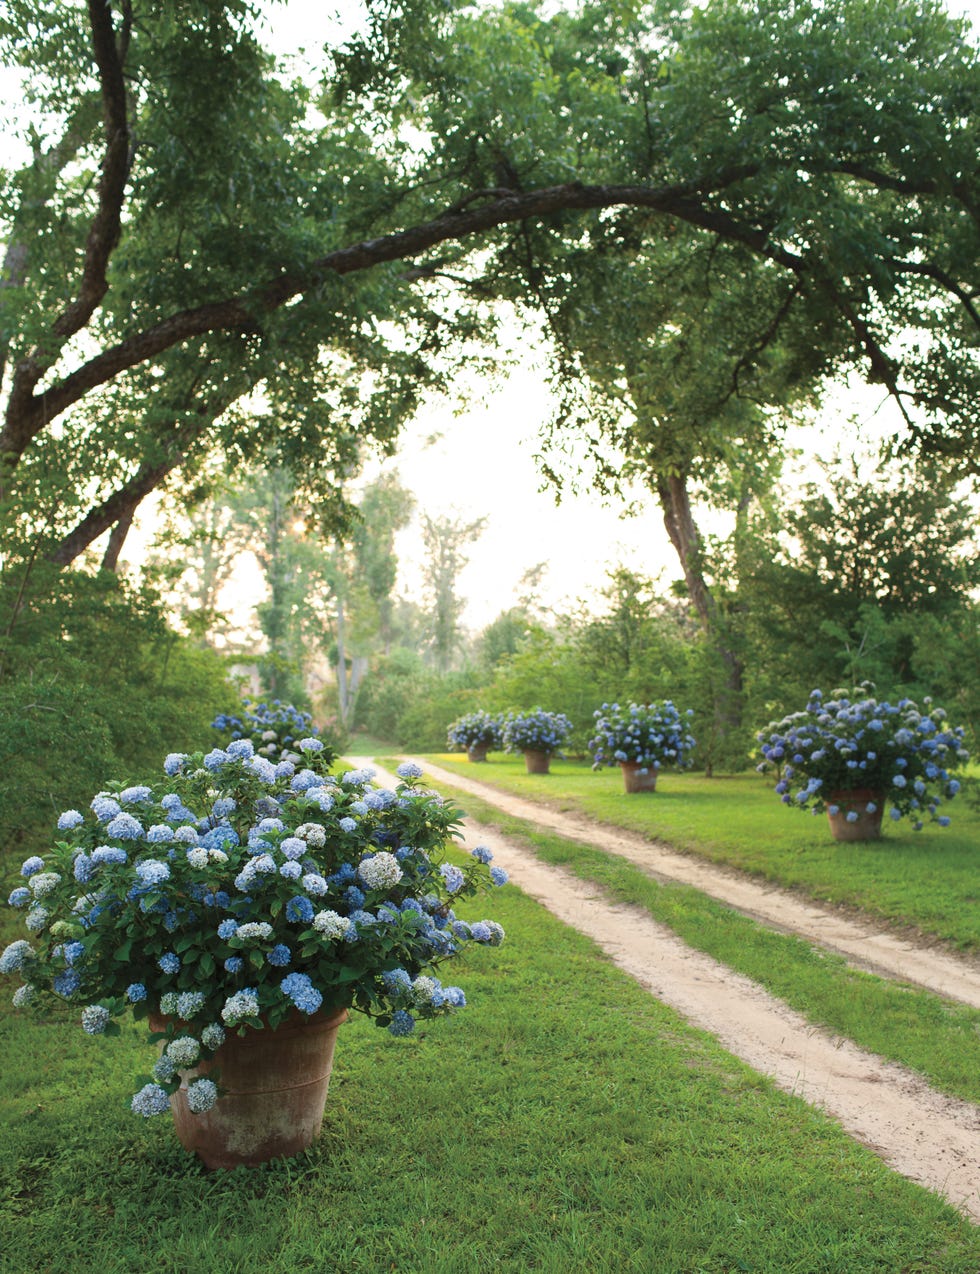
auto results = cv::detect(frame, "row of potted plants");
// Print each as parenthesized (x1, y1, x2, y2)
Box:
(447, 702, 697, 788)
(2, 687, 969, 1171)
(449, 687, 970, 839)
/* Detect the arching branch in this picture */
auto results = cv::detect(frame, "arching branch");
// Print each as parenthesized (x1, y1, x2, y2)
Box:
(2, 170, 801, 469)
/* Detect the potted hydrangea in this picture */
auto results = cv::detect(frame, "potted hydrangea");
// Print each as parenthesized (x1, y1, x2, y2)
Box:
(446, 710, 505, 762)
(589, 701, 697, 793)
(212, 700, 336, 766)
(502, 708, 573, 775)
(757, 687, 969, 841)
(1, 745, 508, 1168)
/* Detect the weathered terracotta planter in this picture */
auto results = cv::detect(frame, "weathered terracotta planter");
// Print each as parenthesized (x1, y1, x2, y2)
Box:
(621, 762, 659, 793)
(523, 749, 551, 774)
(467, 742, 490, 762)
(152, 1007, 348, 1169)
(826, 789, 885, 842)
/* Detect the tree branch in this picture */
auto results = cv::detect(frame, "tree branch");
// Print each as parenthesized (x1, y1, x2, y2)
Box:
(2, 173, 796, 468)
(48, 365, 244, 568)
(48, 456, 179, 567)
(820, 275, 918, 433)
(56, 0, 131, 340)
(888, 257, 980, 331)
(831, 160, 979, 227)
(728, 280, 803, 401)
(4, 0, 132, 426)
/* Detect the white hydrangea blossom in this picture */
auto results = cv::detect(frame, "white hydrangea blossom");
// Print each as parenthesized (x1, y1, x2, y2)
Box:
(357, 852, 402, 891)
(313, 910, 354, 940)
(235, 922, 274, 941)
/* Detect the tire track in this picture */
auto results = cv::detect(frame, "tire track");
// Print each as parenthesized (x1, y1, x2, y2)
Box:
(413, 760, 980, 1009)
(348, 757, 980, 1222)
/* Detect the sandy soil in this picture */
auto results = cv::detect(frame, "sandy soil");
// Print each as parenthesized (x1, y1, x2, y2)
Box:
(416, 760, 980, 1010)
(352, 759, 980, 1223)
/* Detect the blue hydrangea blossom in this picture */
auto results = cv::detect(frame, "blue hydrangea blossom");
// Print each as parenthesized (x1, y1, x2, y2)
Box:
(2, 741, 506, 1128)
(757, 688, 968, 831)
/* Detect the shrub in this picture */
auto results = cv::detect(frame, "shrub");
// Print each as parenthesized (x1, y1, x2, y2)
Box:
(589, 701, 696, 772)
(1, 752, 509, 1117)
(212, 700, 337, 767)
(447, 710, 504, 753)
(0, 572, 234, 858)
(502, 708, 573, 757)
(756, 686, 969, 829)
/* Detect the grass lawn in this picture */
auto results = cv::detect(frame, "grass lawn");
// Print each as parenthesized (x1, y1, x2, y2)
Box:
(3, 868, 980, 1272)
(407, 772, 980, 1108)
(417, 753, 980, 953)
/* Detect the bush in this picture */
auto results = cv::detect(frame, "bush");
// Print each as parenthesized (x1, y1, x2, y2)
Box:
(0, 570, 235, 859)
(502, 708, 573, 757)
(589, 701, 696, 772)
(354, 651, 485, 750)
(447, 710, 504, 753)
(757, 686, 970, 829)
(211, 700, 338, 767)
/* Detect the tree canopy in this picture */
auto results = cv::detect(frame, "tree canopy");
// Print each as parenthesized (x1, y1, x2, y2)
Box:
(1, 0, 978, 579)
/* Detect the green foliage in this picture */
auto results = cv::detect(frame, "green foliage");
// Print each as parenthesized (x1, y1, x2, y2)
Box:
(0, 569, 235, 858)
(476, 607, 533, 670)
(739, 460, 980, 747)
(482, 626, 601, 738)
(764, 460, 980, 618)
(354, 649, 486, 750)
(4, 0, 979, 593)
(419, 513, 487, 674)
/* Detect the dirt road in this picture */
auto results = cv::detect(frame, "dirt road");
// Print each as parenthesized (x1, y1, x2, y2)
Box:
(350, 758, 980, 1222)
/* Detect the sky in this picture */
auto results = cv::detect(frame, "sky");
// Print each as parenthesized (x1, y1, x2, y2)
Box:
(4, 0, 979, 633)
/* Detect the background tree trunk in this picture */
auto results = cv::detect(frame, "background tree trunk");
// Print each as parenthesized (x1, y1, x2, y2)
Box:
(656, 469, 744, 774)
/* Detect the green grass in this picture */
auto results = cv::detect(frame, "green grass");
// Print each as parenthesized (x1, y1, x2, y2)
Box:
(345, 729, 397, 757)
(3, 873, 980, 1271)
(412, 775, 980, 1108)
(421, 753, 980, 952)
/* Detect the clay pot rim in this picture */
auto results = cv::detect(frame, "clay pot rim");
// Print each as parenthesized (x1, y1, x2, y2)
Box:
(149, 1004, 350, 1038)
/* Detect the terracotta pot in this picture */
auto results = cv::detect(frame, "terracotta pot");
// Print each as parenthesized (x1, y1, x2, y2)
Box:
(523, 749, 551, 774)
(826, 789, 886, 842)
(467, 742, 489, 762)
(621, 761, 659, 793)
(152, 1007, 348, 1169)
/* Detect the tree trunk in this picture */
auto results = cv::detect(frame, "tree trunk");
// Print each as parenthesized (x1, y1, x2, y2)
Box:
(335, 596, 349, 725)
(100, 507, 134, 572)
(656, 469, 744, 773)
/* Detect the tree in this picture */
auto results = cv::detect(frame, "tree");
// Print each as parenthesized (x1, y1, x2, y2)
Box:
(498, 200, 815, 758)
(420, 513, 487, 673)
(329, 472, 415, 725)
(347, 472, 416, 655)
(740, 457, 980, 704)
(153, 464, 416, 721)
(147, 479, 258, 647)
(2, 0, 978, 601)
